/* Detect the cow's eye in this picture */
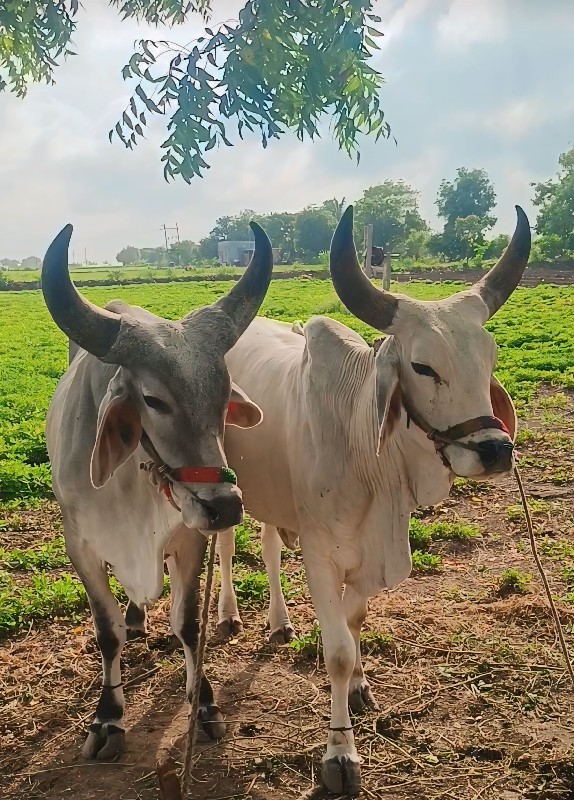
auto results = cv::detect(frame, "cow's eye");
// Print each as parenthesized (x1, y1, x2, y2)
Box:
(143, 395, 170, 413)
(411, 362, 441, 381)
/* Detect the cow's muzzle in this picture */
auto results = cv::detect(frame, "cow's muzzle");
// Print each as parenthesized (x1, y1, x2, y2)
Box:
(196, 491, 244, 531)
(139, 430, 242, 528)
(476, 438, 514, 474)
(402, 393, 514, 475)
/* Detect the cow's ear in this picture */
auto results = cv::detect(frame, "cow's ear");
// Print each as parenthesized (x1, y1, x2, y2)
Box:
(490, 375, 517, 441)
(374, 338, 401, 454)
(90, 369, 142, 488)
(225, 383, 263, 429)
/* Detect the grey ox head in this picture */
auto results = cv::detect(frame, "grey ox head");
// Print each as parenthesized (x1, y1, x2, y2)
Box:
(42, 223, 273, 530)
(330, 206, 531, 479)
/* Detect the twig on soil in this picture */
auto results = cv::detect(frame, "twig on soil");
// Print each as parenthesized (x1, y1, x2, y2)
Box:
(472, 773, 508, 799)
(515, 467, 574, 687)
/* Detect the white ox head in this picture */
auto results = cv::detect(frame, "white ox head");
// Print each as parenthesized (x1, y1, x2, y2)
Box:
(330, 206, 531, 479)
(42, 223, 272, 530)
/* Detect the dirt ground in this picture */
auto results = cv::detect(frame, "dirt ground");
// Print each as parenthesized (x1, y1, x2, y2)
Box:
(1, 389, 574, 800)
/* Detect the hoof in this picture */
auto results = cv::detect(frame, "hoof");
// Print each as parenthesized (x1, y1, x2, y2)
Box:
(217, 617, 243, 638)
(198, 704, 226, 741)
(321, 755, 361, 796)
(126, 627, 147, 642)
(148, 634, 178, 652)
(349, 682, 379, 714)
(82, 723, 125, 761)
(268, 624, 296, 644)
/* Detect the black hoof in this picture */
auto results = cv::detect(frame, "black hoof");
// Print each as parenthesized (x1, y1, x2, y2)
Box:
(268, 624, 296, 644)
(217, 617, 243, 638)
(321, 755, 361, 796)
(198, 704, 226, 740)
(148, 634, 179, 652)
(82, 723, 125, 761)
(126, 627, 147, 642)
(349, 682, 379, 714)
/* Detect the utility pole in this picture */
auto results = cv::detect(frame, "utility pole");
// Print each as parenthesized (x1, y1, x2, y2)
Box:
(160, 222, 180, 261)
(84, 247, 88, 268)
(161, 224, 180, 265)
(363, 225, 373, 277)
(161, 224, 180, 248)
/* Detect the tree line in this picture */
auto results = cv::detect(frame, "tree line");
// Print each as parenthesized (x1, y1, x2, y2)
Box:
(116, 146, 574, 268)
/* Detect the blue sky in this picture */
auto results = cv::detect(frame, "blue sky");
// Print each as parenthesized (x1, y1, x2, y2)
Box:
(0, 0, 572, 261)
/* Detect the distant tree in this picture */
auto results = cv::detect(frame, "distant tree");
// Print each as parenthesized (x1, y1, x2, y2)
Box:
(426, 232, 448, 261)
(294, 207, 336, 260)
(485, 234, 510, 259)
(116, 246, 140, 265)
(140, 247, 166, 265)
(21, 256, 42, 269)
(211, 212, 255, 244)
(531, 234, 567, 262)
(402, 229, 430, 260)
(437, 167, 496, 222)
(169, 240, 198, 266)
(532, 146, 574, 256)
(255, 212, 296, 261)
(197, 237, 218, 260)
(0, 258, 19, 268)
(436, 168, 496, 260)
(454, 215, 486, 265)
(354, 181, 427, 252)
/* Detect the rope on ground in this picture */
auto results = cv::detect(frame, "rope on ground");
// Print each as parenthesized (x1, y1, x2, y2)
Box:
(181, 533, 218, 797)
(514, 466, 574, 687)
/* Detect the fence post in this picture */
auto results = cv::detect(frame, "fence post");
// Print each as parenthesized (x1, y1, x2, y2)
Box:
(382, 253, 391, 290)
(363, 225, 373, 276)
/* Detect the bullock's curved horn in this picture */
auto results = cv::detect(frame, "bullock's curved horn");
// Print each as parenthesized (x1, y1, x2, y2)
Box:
(471, 206, 531, 318)
(200, 221, 273, 339)
(42, 225, 121, 358)
(329, 206, 398, 331)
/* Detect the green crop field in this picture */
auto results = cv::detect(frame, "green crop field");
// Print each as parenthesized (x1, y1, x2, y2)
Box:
(0, 279, 571, 504)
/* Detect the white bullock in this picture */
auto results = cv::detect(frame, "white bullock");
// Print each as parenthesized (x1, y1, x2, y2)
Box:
(217, 206, 529, 794)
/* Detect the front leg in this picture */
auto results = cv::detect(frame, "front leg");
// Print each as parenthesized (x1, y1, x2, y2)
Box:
(343, 585, 378, 714)
(261, 524, 295, 643)
(167, 527, 226, 741)
(66, 534, 127, 761)
(303, 551, 361, 796)
(216, 527, 243, 637)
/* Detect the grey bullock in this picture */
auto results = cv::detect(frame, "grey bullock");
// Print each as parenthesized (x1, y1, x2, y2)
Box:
(217, 206, 530, 794)
(43, 222, 272, 760)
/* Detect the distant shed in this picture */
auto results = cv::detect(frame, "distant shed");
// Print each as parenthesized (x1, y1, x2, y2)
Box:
(218, 241, 280, 266)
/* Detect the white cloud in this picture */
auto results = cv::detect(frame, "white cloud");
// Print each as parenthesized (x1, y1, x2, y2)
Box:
(436, 0, 509, 49)
(382, 0, 434, 43)
(451, 92, 574, 142)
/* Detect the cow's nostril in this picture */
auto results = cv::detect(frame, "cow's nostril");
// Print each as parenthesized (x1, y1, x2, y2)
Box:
(200, 501, 219, 524)
(197, 495, 244, 530)
(478, 439, 513, 470)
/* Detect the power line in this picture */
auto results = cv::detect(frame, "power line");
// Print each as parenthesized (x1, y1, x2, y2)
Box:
(160, 224, 180, 252)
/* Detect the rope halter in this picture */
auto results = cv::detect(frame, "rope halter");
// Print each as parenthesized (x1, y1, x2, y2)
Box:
(139, 430, 237, 512)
